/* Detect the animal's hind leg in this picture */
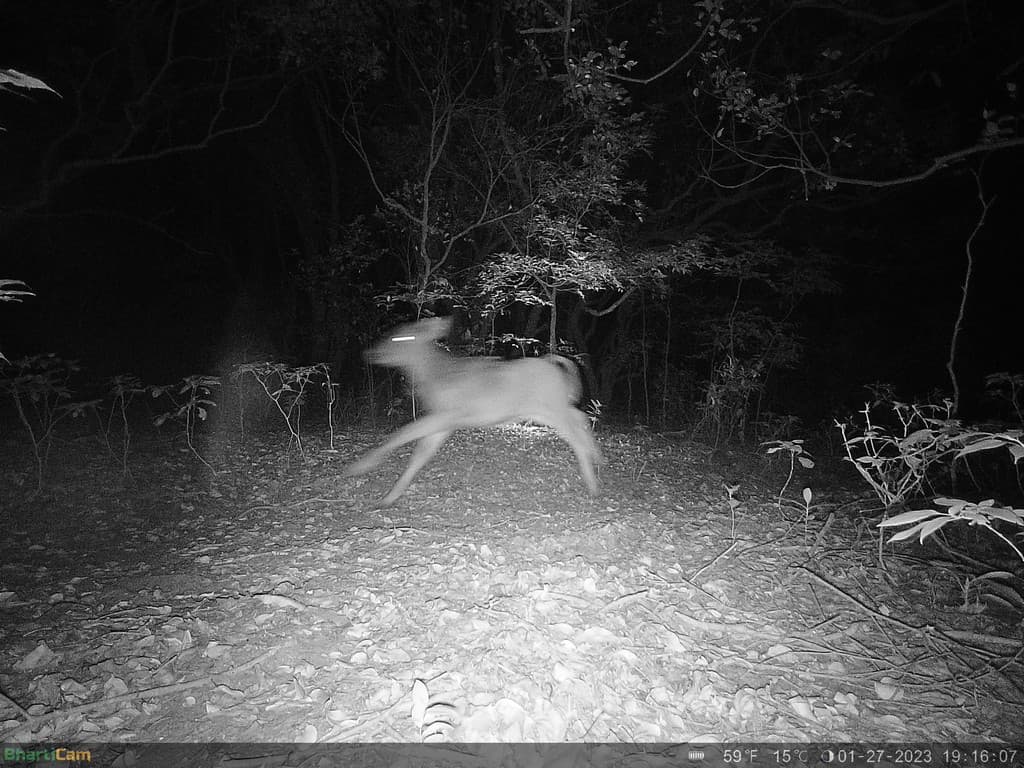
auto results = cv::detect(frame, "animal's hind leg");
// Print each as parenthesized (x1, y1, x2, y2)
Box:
(377, 430, 452, 507)
(535, 409, 600, 496)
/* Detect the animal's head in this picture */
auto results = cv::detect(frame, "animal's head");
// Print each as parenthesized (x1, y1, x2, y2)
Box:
(364, 316, 453, 367)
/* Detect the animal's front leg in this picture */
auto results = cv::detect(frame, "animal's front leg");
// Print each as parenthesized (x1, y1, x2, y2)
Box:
(343, 413, 459, 476)
(377, 430, 452, 507)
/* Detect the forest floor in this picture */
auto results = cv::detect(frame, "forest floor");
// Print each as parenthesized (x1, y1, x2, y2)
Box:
(0, 421, 1021, 764)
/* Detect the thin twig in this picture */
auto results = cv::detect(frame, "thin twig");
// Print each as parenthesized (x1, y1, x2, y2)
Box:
(4, 649, 275, 729)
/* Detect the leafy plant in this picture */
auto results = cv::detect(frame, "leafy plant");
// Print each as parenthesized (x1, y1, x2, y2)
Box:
(836, 396, 961, 509)
(1, 68, 58, 132)
(840, 391, 1024, 563)
(956, 429, 1024, 466)
(984, 371, 1024, 427)
(755, 412, 802, 444)
(0, 68, 57, 96)
(0, 280, 35, 363)
(763, 438, 815, 509)
(231, 362, 331, 455)
(879, 498, 1024, 564)
(477, 240, 625, 348)
(0, 279, 34, 303)
(104, 374, 146, 477)
(0, 354, 99, 491)
(954, 570, 1022, 614)
(149, 375, 221, 470)
(321, 368, 338, 451)
(954, 427, 1024, 500)
(693, 355, 764, 446)
(585, 398, 603, 431)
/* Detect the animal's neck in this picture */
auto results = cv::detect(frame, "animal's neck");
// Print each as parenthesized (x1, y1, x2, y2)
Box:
(403, 349, 447, 387)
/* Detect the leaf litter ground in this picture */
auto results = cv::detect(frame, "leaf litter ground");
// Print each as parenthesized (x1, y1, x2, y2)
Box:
(0, 424, 1021, 747)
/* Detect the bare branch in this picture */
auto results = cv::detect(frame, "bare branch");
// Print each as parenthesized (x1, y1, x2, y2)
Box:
(64, 80, 288, 171)
(816, 139, 1024, 188)
(947, 171, 995, 415)
(517, 0, 574, 35)
(15, 208, 215, 258)
(583, 287, 635, 316)
(717, 134, 1024, 190)
(610, 20, 713, 85)
(790, 0, 956, 26)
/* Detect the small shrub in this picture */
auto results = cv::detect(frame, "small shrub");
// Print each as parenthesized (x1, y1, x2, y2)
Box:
(0, 354, 99, 490)
(149, 375, 221, 469)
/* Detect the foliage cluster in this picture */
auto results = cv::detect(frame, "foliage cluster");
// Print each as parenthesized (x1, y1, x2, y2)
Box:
(0, 354, 338, 491)
(3, 0, 1022, 436)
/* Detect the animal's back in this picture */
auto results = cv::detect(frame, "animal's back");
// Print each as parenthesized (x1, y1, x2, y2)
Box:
(422, 356, 577, 424)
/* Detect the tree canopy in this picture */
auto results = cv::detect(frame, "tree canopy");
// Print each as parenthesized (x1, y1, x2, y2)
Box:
(3, 0, 1021, 419)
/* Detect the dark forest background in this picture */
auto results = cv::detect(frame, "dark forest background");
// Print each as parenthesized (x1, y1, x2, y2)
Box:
(2, 0, 1022, 437)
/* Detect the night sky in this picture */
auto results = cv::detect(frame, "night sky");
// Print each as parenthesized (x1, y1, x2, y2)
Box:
(2, 0, 1022, 423)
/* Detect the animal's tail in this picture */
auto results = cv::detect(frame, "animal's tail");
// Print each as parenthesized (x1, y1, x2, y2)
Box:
(546, 355, 583, 403)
